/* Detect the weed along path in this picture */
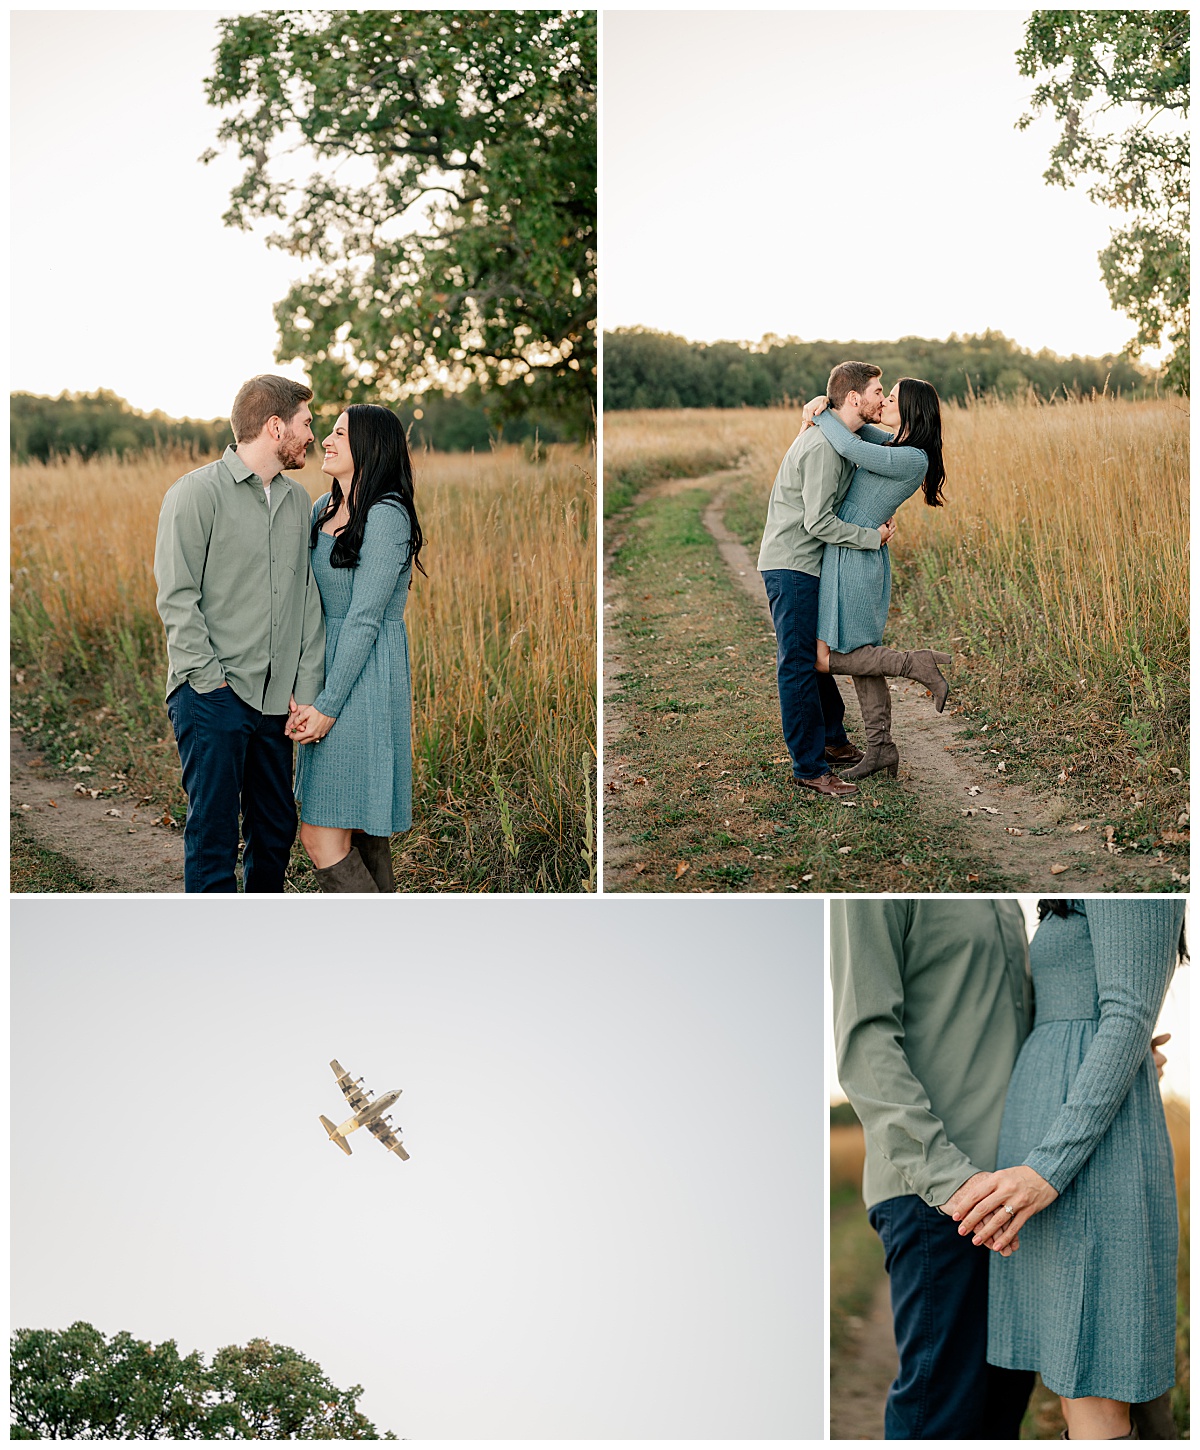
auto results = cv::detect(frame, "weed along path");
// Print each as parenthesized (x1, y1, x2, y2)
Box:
(11, 732, 184, 891)
(604, 472, 1174, 893)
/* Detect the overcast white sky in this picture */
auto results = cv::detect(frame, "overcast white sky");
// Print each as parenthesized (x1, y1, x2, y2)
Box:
(11, 11, 310, 419)
(603, 10, 1160, 361)
(826, 897, 1191, 1103)
(12, 897, 823, 1440)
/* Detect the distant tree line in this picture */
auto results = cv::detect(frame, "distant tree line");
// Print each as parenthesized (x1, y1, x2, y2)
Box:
(10, 1321, 396, 1439)
(11, 388, 567, 463)
(603, 328, 1155, 411)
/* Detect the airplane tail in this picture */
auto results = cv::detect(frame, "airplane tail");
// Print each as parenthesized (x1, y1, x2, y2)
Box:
(320, 1115, 352, 1156)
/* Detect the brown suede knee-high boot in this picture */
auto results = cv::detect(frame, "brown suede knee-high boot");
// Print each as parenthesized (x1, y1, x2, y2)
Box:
(352, 832, 396, 892)
(828, 645, 951, 713)
(842, 675, 898, 780)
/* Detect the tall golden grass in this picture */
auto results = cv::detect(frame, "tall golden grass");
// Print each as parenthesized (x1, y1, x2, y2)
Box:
(606, 396, 1188, 817)
(11, 443, 596, 891)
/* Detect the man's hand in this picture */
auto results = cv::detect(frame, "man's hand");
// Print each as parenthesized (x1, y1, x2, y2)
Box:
(287, 704, 335, 744)
(799, 394, 829, 431)
(1152, 1032, 1170, 1080)
(944, 1165, 1057, 1255)
(879, 517, 897, 546)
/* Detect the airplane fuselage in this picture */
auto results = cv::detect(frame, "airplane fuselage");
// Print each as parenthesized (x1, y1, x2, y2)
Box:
(337, 1087, 402, 1138)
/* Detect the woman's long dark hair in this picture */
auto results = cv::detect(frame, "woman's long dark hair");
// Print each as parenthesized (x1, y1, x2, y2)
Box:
(1037, 899, 1188, 960)
(311, 404, 426, 577)
(891, 377, 946, 507)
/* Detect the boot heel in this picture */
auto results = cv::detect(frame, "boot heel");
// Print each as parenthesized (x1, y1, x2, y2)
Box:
(886, 761, 899, 777)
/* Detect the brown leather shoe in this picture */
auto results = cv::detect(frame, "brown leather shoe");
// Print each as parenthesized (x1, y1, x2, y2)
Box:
(825, 740, 864, 766)
(793, 771, 858, 798)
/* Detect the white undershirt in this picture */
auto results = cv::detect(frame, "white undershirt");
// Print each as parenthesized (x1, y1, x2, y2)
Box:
(263, 481, 271, 505)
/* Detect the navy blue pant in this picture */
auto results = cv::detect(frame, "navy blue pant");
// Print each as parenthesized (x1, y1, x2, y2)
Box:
(166, 682, 296, 894)
(760, 568, 848, 778)
(869, 1195, 1033, 1439)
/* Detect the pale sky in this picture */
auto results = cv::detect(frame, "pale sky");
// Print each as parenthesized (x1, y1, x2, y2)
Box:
(12, 897, 824, 1440)
(603, 10, 1163, 362)
(11, 11, 312, 419)
(826, 897, 1192, 1104)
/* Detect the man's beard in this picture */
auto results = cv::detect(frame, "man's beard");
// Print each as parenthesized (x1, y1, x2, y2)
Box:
(857, 399, 883, 425)
(275, 430, 309, 470)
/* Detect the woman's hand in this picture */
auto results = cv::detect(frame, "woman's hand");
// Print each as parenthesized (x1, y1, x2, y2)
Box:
(945, 1165, 1058, 1254)
(799, 395, 829, 431)
(1152, 1032, 1170, 1080)
(288, 705, 336, 744)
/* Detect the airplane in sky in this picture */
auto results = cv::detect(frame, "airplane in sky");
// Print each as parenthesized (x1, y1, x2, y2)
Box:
(320, 1059, 409, 1161)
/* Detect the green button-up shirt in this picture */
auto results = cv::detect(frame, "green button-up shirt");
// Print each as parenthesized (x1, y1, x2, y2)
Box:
(757, 423, 884, 576)
(830, 899, 1033, 1211)
(154, 446, 325, 714)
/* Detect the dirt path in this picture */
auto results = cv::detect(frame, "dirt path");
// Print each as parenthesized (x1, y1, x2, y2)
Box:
(11, 731, 184, 892)
(604, 472, 1150, 891)
(831, 1277, 896, 1440)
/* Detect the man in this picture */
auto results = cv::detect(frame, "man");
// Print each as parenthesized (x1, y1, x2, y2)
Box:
(757, 361, 895, 799)
(830, 899, 1036, 1438)
(154, 375, 325, 893)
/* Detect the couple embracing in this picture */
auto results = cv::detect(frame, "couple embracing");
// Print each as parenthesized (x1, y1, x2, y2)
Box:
(833, 897, 1184, 1440)
(154, 374, 425, 894)
(757, 359, 949, 797)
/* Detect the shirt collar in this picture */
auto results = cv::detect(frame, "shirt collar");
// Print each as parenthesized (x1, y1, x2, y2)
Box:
(222, 444, 291, 491)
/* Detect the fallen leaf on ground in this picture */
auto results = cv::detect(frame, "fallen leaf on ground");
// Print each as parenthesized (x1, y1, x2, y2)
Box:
(801, 873, 814, 882)
(837, 846, 852, 854)
(981, 806, 1000, 815)
(674, 861, 689, 880)
(967, 786, 982, 796)
(1049, 863, 1069, 875)
(1071, 823, 1089, 832)
(1005, 827, 1024, 836)
(632, 862, 646, 874)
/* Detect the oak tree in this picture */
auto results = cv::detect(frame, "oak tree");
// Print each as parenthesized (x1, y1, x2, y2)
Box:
(203, 10, 596, 435)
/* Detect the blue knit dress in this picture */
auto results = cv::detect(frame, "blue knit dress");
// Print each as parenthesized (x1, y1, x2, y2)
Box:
(294, 496, 414, 835)
(813, 412, 927, 652)
(987, 899, 1183, 1402)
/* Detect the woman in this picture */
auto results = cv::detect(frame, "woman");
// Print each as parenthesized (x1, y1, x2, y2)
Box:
(288, 404, 425, 892)
(801, 379, 951, 780)
(947, 898, 1186, 1440)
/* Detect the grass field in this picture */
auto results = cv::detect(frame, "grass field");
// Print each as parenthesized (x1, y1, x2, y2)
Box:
(11, 443, 596, 892)
(830, 1103, 1191, 1438)
(605, 396, 1188, 875)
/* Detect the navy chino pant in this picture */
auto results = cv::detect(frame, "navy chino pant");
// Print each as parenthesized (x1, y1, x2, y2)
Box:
(166, 682, 296, 894)
(760, 567, 849, 778)
(868, 1194, 1033, 1440)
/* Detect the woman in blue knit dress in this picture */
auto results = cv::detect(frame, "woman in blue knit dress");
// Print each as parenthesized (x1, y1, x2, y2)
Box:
(800, 379, 952, 780)
(288, 404, 425, 893)
(946, 898, 1185, 1440)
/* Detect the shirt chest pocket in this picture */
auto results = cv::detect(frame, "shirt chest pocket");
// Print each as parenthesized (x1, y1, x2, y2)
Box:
(272, 521, 308, 576)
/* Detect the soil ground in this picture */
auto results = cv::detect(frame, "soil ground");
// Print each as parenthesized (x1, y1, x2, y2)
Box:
(603, 473, 1183, 893)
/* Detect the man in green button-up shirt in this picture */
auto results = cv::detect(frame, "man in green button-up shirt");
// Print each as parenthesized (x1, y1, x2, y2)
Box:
(830, 899, 1035, 1439)
(154, 374, 326, 893)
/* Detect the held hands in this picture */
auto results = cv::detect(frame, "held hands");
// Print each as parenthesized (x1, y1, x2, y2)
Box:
(287, 699, 336, 744)
(942, 1165, 1058, 1256)
(879, 516, 897, 546)
(799, 395, 829, 431)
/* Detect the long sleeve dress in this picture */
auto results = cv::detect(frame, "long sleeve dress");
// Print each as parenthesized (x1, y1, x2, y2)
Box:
(812, 412, 927, 652)
(987, 899, 1184, 1402)
(293, 496, 414, 835)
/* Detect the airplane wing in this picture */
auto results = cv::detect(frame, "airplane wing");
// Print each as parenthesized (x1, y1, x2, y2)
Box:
(330, 1059, 372, 1113)
(367, 1118, 411, 1161)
